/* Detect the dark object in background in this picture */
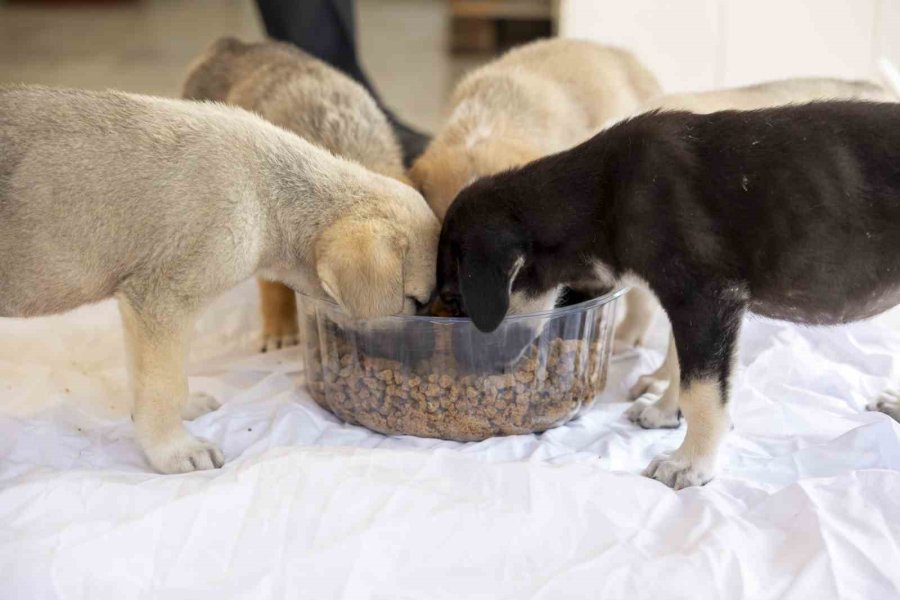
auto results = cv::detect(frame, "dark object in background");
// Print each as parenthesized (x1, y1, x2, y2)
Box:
(449, 0, 553, 53)
(254, 0, 430, 166)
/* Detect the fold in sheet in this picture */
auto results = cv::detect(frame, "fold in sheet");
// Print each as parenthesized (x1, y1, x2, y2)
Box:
(1, 280, 899, 599)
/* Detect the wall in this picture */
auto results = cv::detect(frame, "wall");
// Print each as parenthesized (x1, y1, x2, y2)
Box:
(558, 0, 899, 93)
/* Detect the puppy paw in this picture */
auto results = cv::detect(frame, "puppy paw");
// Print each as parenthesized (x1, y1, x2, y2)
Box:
(867, 390, 900, 422)
(628, 373, 670, 401)
(144, 433, 225, 474)
(625, 398, 681, 429)
(181, 392, 222, 421)
(260, 332, 300, 353)
(643, 451, 714, 489)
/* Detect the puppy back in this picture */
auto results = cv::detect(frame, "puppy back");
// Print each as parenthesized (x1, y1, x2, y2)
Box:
(182, 38, 406, 182)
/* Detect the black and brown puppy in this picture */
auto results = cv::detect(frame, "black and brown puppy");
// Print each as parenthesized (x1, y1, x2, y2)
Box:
(436, 101, 900, 489)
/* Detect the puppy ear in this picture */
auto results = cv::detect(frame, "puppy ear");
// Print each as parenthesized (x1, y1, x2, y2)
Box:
(460, 250, 524, 333)
(316, 218, 407, 318)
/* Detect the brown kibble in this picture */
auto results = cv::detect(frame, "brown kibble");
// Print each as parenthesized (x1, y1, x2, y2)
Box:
(515, 370, 534, 384)
(303, 315, 611, 442)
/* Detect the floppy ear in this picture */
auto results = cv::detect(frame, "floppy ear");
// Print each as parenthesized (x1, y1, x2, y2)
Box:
(316, 218, 407, 319)
(460, 249, 524, 333)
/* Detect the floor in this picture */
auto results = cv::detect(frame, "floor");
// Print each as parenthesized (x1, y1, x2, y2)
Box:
(2, 0, 900, 331)
(0, 0, 487, 133)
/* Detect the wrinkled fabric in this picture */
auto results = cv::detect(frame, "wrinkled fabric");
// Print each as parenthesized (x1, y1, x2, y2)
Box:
(1, 281, 898, 600)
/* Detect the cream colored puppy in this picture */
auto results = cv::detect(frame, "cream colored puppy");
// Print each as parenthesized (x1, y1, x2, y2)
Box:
(183, 37, 409, 351)
(0, 85, 439, 473)
(410, 37, 660, 318)
(624, 77, 895, 431)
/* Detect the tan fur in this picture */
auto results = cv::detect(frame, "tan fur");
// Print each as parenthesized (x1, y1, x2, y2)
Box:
(410, 38, 661, 223)
(644, 77, 895, 114)
(317, 218, 413, 317)
(183, 37, 410, 350)
(257, 279, 299, 351)
(642, 377, 730, 489)
(410, 38, 660, 317)
(0, 85, 438, 473)
(625, 335, 680, 429)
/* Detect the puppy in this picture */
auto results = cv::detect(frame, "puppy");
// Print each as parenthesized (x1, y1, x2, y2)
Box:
(0, 85, 438, 473)
(183, 37, 409, 351)
(435, 100, 900, 488)
(643, 77, 894, 114)
(620, 78, 896, 430)
(411, 37, 660, 321)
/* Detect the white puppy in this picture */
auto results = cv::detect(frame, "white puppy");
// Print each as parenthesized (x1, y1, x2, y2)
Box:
(411, 38, 661, 319)
(623, 77, 895, 430)
(0, 85, 439, 473)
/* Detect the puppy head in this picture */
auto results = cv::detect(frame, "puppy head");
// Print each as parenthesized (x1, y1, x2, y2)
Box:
(434, 178, 558, 332)
(182, 36, 248, 101)
(409, 137, 541, 222)
(315, 181, 439, 318)
(409, 142, 472, 222)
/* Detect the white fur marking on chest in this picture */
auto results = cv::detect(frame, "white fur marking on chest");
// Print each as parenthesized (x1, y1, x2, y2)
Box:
(592, 260, 617, 287)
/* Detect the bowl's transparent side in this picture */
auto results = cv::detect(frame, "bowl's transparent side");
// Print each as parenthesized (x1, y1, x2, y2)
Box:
(298, 295, 619, 440)
(298, 301, 327, 408)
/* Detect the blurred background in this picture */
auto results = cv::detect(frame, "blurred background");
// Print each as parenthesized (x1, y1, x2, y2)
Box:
(2, 0, 897, 137)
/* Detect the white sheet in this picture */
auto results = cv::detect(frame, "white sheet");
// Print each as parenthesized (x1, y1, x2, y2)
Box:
(1, 281, 899, 600)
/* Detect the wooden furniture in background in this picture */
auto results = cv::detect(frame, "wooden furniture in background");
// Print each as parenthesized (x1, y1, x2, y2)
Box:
(449, 0, 557, 53)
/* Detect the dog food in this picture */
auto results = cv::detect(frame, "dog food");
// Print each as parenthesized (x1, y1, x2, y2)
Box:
(300, 290, 623, 441)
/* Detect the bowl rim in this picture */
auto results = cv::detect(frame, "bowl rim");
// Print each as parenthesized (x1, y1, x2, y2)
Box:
(296, 286, 630, 325)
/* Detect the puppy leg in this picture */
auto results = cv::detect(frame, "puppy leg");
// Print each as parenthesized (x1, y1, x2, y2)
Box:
(867, 390, 900, 421)
(258, 279, 299, 352)
(119, 296, 224, 474)
(643, 292, 743, 488)
(625, 334, 681, 428)
(614, 285, 656, 353)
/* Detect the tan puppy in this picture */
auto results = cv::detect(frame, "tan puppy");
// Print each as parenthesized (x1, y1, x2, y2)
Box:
(410, 37, 660, 320)
(623, 77, 895, 431)
(645, 77, 894, 113)
(183, 37, 409, 351)
(0, 85, 438, 473)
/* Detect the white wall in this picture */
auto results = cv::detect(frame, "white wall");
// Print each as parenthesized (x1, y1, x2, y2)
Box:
(558, 0, 899, 93)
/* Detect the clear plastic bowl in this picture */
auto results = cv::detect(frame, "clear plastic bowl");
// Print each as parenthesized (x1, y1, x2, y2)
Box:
(298, 288, 626, 441)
